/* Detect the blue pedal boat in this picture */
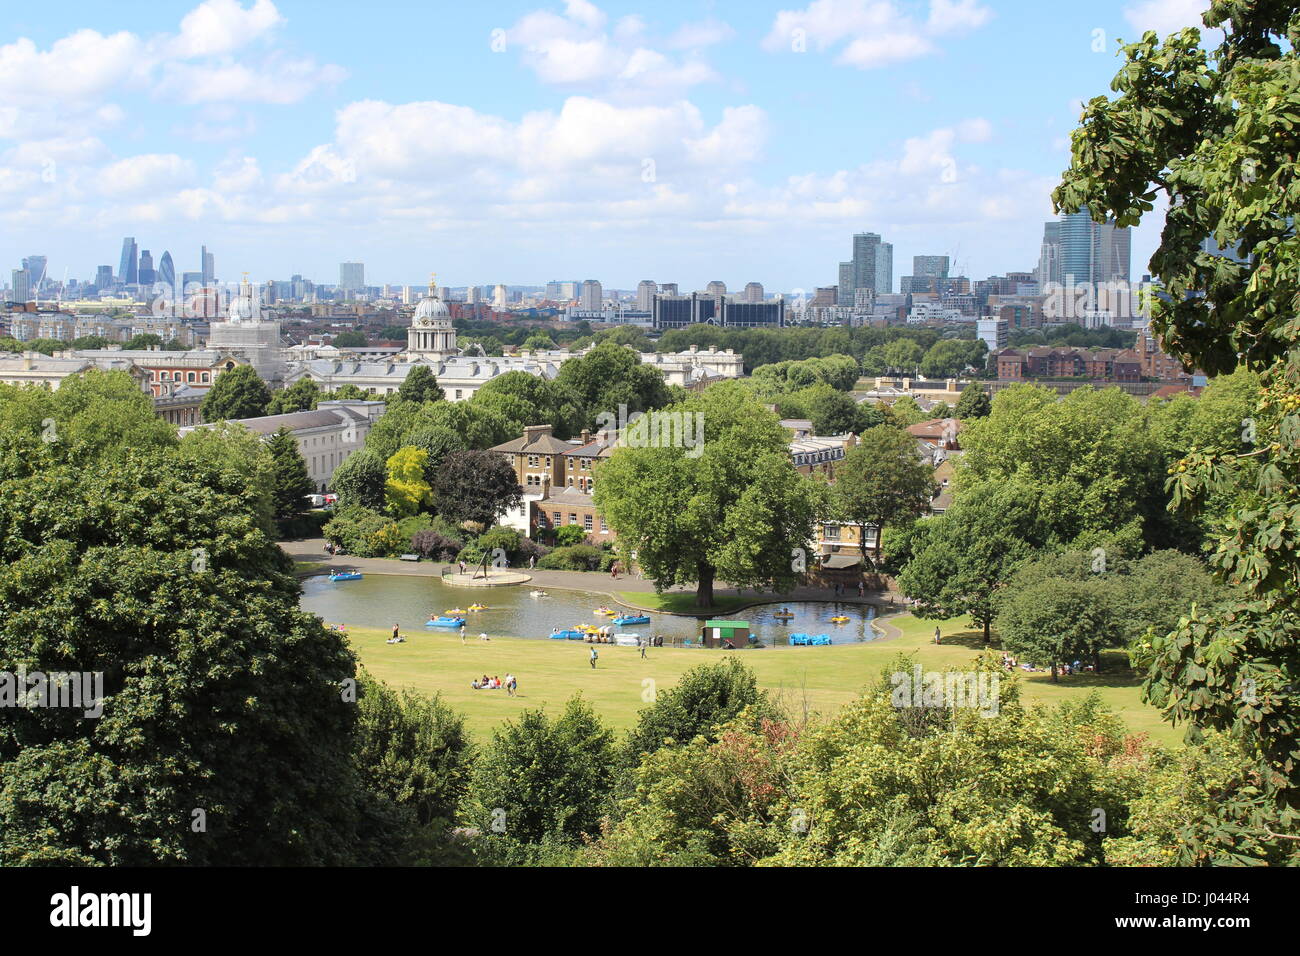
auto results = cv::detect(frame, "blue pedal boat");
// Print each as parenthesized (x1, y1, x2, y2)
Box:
(329, 570, 363, 581)
(425, 616, 466, 628)
(612, 614, 650, 626)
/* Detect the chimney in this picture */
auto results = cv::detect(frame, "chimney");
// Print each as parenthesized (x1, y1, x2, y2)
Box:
(580, 429, 591, 444)
(522, 424, 553, 447)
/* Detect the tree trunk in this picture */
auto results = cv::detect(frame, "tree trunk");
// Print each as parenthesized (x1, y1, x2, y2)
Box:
(1093, 650, 1102, 673)
(1051, 662, 1059, 683)
(983, 617, 990, 643)
(696, 563, 715, 608)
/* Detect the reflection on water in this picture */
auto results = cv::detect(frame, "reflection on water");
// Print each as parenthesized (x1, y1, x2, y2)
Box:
(299, 574, 882, 646)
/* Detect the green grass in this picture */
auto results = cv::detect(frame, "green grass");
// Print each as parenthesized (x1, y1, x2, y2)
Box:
(344, 612, 1179, 746)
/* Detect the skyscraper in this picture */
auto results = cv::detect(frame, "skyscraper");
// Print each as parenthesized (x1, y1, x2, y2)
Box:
(579, 280, 602, 310)
(95, 265, 113, 290)
(849, 232, 893, 298)
(636, 280, 657, 311)
(339, 261, 365, 294)
(742, 282, 764, 303)
(201, 245, 215, 285)
(11, 269, 30, 302)
(119, 238, 138, 285)
(913, 255, 950, 279)
(138, 250, 155, 286)
(1058, 210, 1130, 285)
(1037, 221, 1062, 288)
(157, 251, 176, 290)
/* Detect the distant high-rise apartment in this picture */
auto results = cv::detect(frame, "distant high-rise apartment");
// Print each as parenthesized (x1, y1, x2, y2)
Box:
(1037, 221, 1062, 287)
(579, 280, 602, 310)
(704, 280, 727, 296)
(1058, 210, 1130, 285)
(494, 284, 509, 309)
(659, 282, 678, 296)
(201, 245, 215, 285)
(95, 265, 113, 290)
(852, 232, 893, 296)
(636, 280, 657, 311)
(11, 269, 30, 302)
(339, 261, 365, 294)
(837, 261, 853, 305)
(913, 255, 950, 279)
(119, 238, 138, 285)
(742, 282, 764, 303)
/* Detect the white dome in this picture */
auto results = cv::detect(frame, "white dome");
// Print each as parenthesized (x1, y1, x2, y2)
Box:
(228, 294, 258, 324)
(413, 293, 450, 327)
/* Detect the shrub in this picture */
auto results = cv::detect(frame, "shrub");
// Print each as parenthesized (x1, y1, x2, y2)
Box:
(536, 544, 603, 571)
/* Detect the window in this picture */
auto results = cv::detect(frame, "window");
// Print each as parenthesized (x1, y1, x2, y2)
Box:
(583, 514, 592, 531)
(187, 372, 196, 382)
(552, 512, 561, 526)
(201, 372, 209, 383)
(527, 455, 540, 467)
(568, 514, 578, 525)
(824, 525, 841, 541)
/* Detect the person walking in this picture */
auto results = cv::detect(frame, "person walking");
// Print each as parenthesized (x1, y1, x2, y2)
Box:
(460, 623, 467, 644)
(857, 580, 865, 598)
(933, 626, 942, 645)
(589, 646, 599, 669)
(391, 622, 400, 642)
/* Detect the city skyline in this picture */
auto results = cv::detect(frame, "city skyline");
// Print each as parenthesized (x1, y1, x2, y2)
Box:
(1, 0, 1211, 288)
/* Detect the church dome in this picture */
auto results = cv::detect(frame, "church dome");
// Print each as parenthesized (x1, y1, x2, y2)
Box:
(413, 293, 450, 327)
(228, 293, 259, 324)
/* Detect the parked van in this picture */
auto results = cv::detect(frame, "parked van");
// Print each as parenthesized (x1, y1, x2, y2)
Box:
(305, 494, 326, 508)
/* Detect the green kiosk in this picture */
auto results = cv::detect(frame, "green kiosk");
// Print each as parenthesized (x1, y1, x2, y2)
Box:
(701, 620, 751, 649)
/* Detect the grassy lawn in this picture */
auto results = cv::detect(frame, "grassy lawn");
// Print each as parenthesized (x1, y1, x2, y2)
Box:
(344, 612, 1179, 746)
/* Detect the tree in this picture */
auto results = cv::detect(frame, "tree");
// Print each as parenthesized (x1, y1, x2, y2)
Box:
(385, 446, 432, 517)
(832, 425, 936, 565)
(266, 427, 315, 521)
(897, 480, 1046, 641)
(594, 382, 822, 607)
(71, 335, 109, 350)
(552, 340, 672, 433)
(200, 364, 271, 422)
(1055, 6, 1300, 862)
(625, 659, 773, 760)
(881, 339, 923, 375)
(0, 404, 390, 865)
(331, 448, 387, 510)
(430, 449, 522, 527)
(464, 697, 617, 847)
(996, 577, 1114, 682)
(332, 331, 367, 348)
(397, 364, 444, 404)
(953, 382, 991, 420)
(353, 671, 472, 827)
(266, 378, 320, 415)
(122, 333, 163, 350)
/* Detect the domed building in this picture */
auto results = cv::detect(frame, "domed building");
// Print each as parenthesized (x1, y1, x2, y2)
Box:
(405, 287, 458, 359)
(206, 276, 284, 381)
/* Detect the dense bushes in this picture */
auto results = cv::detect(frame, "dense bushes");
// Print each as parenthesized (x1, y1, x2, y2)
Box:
(536, 543, 603, 571)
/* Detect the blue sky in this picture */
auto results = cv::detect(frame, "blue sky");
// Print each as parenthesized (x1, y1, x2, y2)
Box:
(1, 0, 1212, 291)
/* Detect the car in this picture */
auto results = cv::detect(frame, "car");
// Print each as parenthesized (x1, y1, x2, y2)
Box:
(304, 494, 325, 508)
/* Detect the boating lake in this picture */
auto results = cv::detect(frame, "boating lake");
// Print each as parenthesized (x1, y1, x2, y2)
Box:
(299, 573, 883, 647)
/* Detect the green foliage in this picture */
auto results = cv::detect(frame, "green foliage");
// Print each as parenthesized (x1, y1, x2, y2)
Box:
(1054, 3, 1300, 861)
(397, 364, 444, 404)
(200, 364, 271, 422)
(464, 696, 617, 847)
(554, 524, 587, 548)
(625, 659, 774, 761)
(594, 381, 823, 606)
(833, 425, 936, 564)
(430, 449, 523, 528)
(330, 448, 387, 511)
(552, 340, 672, 433)
(953, 382, 991, 419)
(354, 671, 473, 828)
(332, 331, 367, 348)
(266, 378, 320, 415)
(536, 544, 603, 571)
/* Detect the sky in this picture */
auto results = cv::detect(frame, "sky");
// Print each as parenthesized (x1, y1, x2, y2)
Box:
(0, 0, 1215, 291)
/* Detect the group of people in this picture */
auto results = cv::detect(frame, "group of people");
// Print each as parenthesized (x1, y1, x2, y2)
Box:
(999, 653, 1095, 676)
(832, 581, 866, 597)
(387, 623, 405, 644)
(471, 673, 517, 695)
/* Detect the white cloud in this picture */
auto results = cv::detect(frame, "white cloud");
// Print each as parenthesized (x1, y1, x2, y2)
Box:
(158, 57, 346, 105)
(213, 156, 263, 192)
(667, 20, 736, 50)
(97, 154, 197, 195)
(762, 0, 992, 69)
(1124, 0, 1210, 35)
(0, 31, 145, 102)
(169, 0, 285, 58)
(507, 1, 721, 98)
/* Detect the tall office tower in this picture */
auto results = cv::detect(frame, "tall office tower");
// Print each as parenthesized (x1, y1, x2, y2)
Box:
(851, 231, 892, 296)
(437, 286, 451, 302)
(11, 268, 30, 302)
(157, 251, 175, 290)
(704, 280, 727, 296)
(181, 271, 202, 290)
(742, 282, 764, 303)
(339, 261, 365, 294)
(579, 279, 602, 310)
(913, 255, 950, 279)
(119, 238, 138, 285)
(95, 265, 113, 290)
(23, 256, 47, 291)
(659, 282, 678, 296)
(1059, 210, 1131, 285)
(137, 250, 155, 286)
(493, 283, 509, 309)
(636, 280, 657, 311)
(838, 261, 853, 304)
(400, 285, 413, 305)
(201, 245, 215, 285)
(1037, 221, 1062, 287)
